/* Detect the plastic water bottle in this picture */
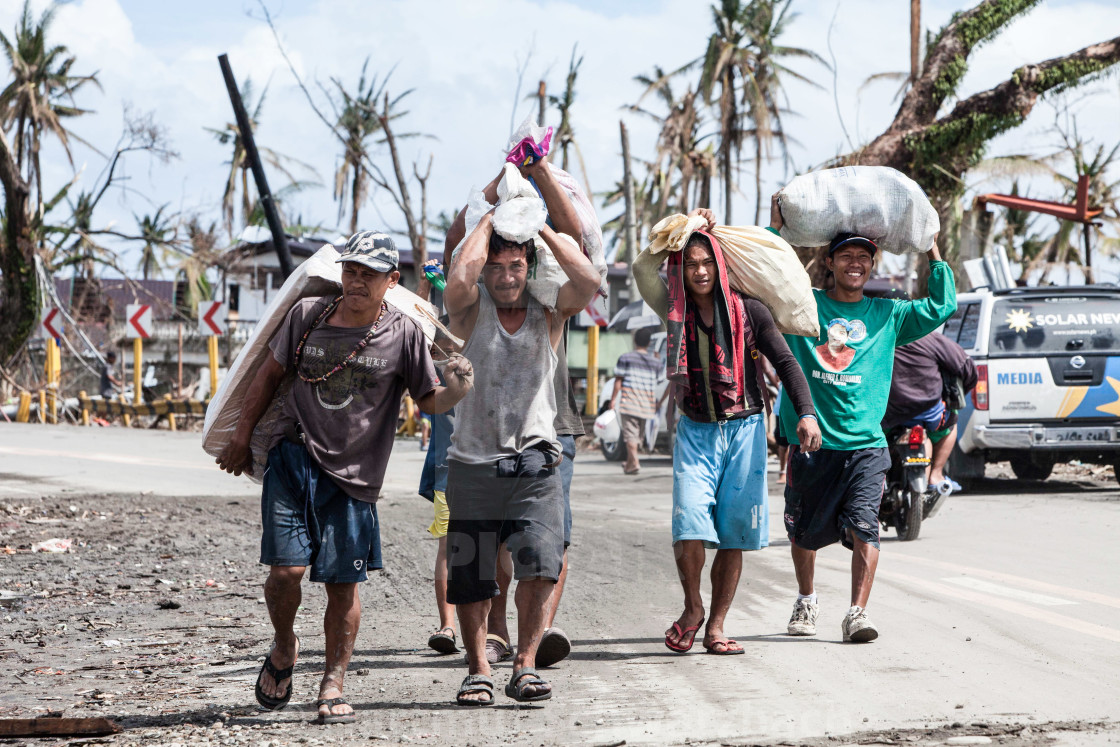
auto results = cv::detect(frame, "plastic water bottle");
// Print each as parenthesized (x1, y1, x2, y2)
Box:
(424, 268, 446, 292)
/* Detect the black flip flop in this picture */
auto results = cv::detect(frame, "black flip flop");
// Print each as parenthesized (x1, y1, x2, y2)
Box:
(315, 697, 357, 724)
(428, 627, 459, 654)
(254, 638, 298, 711)
(536, 627, 571, 668)
(456, 674, 495, 706)
(505, 667, 552, 703)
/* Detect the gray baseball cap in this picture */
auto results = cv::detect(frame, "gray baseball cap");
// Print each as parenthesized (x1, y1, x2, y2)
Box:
(337, 231, 398, 272)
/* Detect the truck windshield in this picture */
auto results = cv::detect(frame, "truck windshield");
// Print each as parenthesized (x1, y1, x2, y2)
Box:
(990, 297, 1120, 354)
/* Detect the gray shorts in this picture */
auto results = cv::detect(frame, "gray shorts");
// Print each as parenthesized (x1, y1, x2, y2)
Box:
(445, 449, 565, 605)
(620, 413, 646, 446)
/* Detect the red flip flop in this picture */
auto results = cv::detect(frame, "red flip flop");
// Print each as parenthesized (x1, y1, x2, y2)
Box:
(664, 617, 705, 653)
(703, 637, 745, 655)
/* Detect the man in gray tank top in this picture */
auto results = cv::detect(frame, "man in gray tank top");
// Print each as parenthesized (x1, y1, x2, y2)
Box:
(444, 194, 599, 705)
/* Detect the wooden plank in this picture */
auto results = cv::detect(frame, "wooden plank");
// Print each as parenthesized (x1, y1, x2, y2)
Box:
(0, 717, 122, 737)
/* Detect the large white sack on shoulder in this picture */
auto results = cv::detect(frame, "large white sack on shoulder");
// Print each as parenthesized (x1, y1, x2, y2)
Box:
(526, 231, 581, 310)
(709, 225, 819, 337)
(548, 164, 607, 291)
(493, 196, 548, 244)
(777, 166, 939, 254)
(647, 213, 708, 254)
(202, 243, 437, 481)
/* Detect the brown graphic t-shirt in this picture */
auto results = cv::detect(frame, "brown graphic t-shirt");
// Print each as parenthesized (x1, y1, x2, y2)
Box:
(269, 296, 439, 503)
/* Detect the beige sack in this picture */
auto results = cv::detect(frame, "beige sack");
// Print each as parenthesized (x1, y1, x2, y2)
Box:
(646, 215, 819, 337)
(202, 243, 438, 482)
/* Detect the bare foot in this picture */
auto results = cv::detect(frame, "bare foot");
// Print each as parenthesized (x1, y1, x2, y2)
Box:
(259, 636, 299, 700)
(703, 624, 744, 653)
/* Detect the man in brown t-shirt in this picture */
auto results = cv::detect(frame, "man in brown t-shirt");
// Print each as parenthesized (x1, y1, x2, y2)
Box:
(217, 231, 473, 723)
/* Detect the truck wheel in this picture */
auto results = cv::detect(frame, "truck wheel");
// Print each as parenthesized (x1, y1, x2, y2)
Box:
(1009, 455, 1054, 481)
(599, 438, 625, 462)
(896, 488, 923, 541)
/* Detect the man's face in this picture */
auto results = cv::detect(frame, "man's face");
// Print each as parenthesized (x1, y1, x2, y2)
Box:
(683, 242, 716, 299)
(827, 246, 875, 293)
(827, 323, 850, 349)
(340, 261, 399, 314)
(483, 244, 531, 306)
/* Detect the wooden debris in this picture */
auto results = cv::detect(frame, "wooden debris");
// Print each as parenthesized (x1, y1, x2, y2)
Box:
(0, 717, 122, 737)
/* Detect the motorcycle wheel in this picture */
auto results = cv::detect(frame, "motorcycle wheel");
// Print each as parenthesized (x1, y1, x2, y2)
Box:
(896, 488, 923, 541)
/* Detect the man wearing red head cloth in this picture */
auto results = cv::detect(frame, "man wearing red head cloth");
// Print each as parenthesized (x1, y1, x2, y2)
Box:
(632, 208, 821, 655)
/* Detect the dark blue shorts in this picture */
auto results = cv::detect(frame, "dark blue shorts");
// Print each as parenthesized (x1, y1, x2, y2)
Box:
(557, 435, 576, 547)
(260, 441, 382, 583)
(784, 447, 889, 551)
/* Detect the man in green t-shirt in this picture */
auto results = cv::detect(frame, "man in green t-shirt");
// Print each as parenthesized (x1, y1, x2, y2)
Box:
(770, 195, 957, 643)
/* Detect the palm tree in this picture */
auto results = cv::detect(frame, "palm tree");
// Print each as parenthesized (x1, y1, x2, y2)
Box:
(330, 58, 396, 235)
(134, 205, 176, 280)
(697, 0, 754, 224)
(546, 47, 594, 195)
(736, 0, 826, 223)
(0, 0, 99, 218)
(632, 67, 713, 216)
(205, 78, 315, 241)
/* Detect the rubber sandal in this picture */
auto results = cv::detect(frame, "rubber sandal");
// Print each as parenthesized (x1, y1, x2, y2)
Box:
(484, 633, 513, 664)
(505, 667, 552, 703)
(664, 617, 704, 653)
(703, 637, 745, 655)
(428, 627, 458, 655)
(536, 627, 571, 668)
(456, 673, 495, 706)
(254, 637, 298, 711)
(315, 696, 356, 724)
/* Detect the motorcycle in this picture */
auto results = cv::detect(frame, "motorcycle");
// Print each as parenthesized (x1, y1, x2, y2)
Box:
(880, 424, 952, 541)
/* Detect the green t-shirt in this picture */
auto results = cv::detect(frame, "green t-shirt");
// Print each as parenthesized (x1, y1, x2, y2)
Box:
(779, 261, 957, 450)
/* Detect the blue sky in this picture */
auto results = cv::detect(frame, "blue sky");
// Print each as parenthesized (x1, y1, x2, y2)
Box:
(6, 0, 1120, 279)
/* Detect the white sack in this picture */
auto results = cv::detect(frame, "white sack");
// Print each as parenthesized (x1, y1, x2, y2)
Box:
(202, 243, 438, 482)
(452, 164, 607, 308)
(646, 214, 819, 337)
(492, 164, 548, 244)
(777, 166, 939, 255)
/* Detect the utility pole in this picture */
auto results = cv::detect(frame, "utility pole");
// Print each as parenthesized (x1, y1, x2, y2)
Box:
(620, 120, 638, 287)
(217, 53, 294, 278)
(537, 81, 547, 127)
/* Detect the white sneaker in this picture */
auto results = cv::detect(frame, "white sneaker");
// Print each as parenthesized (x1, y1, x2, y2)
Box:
(787, 598, 818, 636)
(842, 605, 878, 642)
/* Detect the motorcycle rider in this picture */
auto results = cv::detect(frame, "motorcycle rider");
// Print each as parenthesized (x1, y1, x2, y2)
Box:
(881, 297, 977, 489)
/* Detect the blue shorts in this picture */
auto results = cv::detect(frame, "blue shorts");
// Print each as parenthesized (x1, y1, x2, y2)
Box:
(672, 413, 769, 550)
(260, 440, 383, 584)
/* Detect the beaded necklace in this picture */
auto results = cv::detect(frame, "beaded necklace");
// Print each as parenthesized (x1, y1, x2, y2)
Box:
(293, 296, 387, 384)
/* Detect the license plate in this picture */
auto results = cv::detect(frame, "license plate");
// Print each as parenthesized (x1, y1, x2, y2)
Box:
(1042, 427, 1115, 443)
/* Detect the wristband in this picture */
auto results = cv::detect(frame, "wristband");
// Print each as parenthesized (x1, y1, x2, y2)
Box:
(799, 414, 817, 421)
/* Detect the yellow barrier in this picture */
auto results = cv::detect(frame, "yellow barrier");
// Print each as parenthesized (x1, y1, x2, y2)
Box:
(78, 393, 208, 422)
(16, 391, 31, 423)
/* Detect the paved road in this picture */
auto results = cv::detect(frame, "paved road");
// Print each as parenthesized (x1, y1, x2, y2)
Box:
(1, 423, 1118, 745)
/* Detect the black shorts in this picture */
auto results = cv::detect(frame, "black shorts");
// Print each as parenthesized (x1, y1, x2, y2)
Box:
(445, 449, 565, 605)
(784, 446, 890, 551)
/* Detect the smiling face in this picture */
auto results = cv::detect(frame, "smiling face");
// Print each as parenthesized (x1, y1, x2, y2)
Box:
(683, 240, 716, 299)
(340, 261, 399, 315)
(827, 322, 850, 350)
(483, 240, 532, 306)
(827, 246, 875, 294)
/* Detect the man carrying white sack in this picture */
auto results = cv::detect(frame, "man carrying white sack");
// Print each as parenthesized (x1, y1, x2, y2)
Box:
(216, 232, 474, 723)
(444, 154, 591, 670)
(769, 194, 956, 643)
(443, 175, 599, 705)
(633, 208, 820, 656)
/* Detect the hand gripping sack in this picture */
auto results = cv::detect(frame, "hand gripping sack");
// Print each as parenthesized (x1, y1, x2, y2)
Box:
(646, 214, 819, 337)
(777, 166, 939, 254)
(202, 243, 437, 482)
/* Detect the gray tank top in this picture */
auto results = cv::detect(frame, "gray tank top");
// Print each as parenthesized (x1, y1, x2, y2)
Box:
(448, 285, 559, 464)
